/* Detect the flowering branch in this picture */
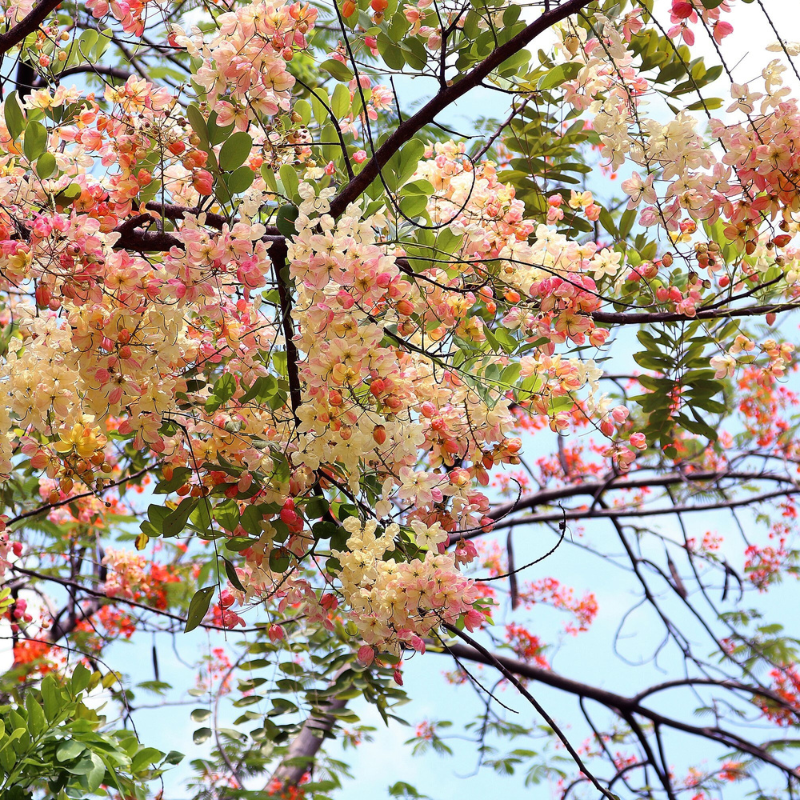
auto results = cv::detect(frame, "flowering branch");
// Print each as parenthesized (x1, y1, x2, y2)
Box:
(327, 0, 594, 218)
(0, 0, 62, 55)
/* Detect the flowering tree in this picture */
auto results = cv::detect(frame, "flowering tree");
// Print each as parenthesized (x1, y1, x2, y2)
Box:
(1, 0, 800, 796)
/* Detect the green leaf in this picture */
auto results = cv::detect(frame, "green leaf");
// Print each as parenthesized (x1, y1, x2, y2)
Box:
(498, 49, 530, 77)
(320, 58, 354, 82)
(144, 503, 171, 537)
(208, 112, 235, 147)
(219, 131, 252, 171)
(619, 209, 636, 239)
(276, 204, 299, 237)
(155, 466, 192, 494)
(400, 37, 427, 69)
(309, 88, 330, 125)
(77, 29, 99, 59)
(228, 165, 255, 194)
(86, 753, 106, 792)
(93, 28, 112, 60)
(193, 727, 212, 744)
(163, 498, 197, 538)
(186, 104, 209, 150)
(25, 694, 45, 738)
(164, 749, 184, 765)
(4, 91, 25, 140)
(538, 62, 582, 91)
(185, 587, 215, 633)
(23, 121, 47, 162)
(686, 97, 723, 111)
(399, 193, 428, 218)
(138, 178, 162, 205)
(261, 162, 279, 193)
(225, 537, 254, 552)
(215, 499, 240, 532)
(305, 496, 329, 519)
(213, 373, 237, 402)
(239, 374, 278, 405)
(378, 33, 405, 70)
(269, 548, 291, 573)
(57, 739, 86, 762)
(279, 164, 299, 200)
(240, 504, 264, 536)
(331, 83, 351, 119)
(385, 138, 425, 193)
(131, 746, 163, 773)
(41, 674, 61, 721)
(294, 98, 312, 126)
(71, 662, 92, 694)
(312, 520, 339, 540)
(35, 152, 56, 180)
(221, 556, 245, 591)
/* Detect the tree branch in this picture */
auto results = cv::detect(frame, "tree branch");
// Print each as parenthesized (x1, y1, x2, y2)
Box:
(327, 0, 594, 219)
(591, 301, 800, 326)
(439, 640, 800, 779)
(487, 469, 796, 522)
(267, 696, 347, 789)
(7, 465, 158, 526)
(9, 565, 270, 634)
(484, 486, 800, 535)
(0, 0, 62, 55)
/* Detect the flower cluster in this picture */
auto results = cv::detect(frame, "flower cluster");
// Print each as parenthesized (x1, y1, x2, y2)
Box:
(335, 517, 484, 658)
(174, 1, 316, 127)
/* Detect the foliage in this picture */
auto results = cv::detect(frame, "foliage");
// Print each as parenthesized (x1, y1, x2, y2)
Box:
(0, 666, 180, 798)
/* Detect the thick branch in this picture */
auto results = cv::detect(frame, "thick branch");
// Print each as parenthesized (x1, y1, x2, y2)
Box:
(487, 469, 795, 522)
(440, 641, 800, 778)
(484, 486, 800, 535)
(327, 0, 594, 219)
(110, 211, 287, 262)
(268, 697, 347, 789)
(57, 65, 135, 82)
(273, 249, 302, 418)
(591, 301, 800, 326)
(0, 0, 61, 55)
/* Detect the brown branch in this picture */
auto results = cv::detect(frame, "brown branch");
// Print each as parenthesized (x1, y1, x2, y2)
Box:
(144, 202, 228, 231)
(112, 226, 182, 252)
(442, 624, 618, 799)
(439, 640, 800, 779)
(57, 65, 135, 82)
(10, 565, 269, 634)
(273, 248, 302, 418)
(483, 486, 800, 535)
(591, 301, 800, 326)
(488, 469, 795, 522)
(268, 696, 347, 789)
(0, 0, 61, 56)
(8, 465, 157, 526)
(474, 97, 531, 162)
(327, 0, 594, 219)
(110, 209, 287, 262)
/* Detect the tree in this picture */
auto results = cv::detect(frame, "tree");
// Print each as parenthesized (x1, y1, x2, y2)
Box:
(0, 0, 799, 796)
